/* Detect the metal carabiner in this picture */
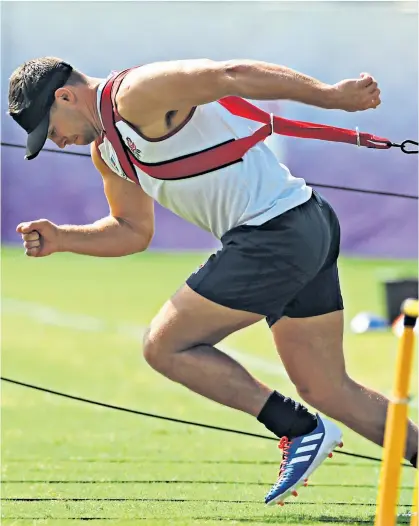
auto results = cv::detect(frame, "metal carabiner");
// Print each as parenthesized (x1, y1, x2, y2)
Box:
(390, 139, 418, 154)
(400, 140, 419, 154)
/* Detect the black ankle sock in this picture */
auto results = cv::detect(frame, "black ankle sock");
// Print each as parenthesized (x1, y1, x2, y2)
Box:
(257, 390, 318, 440)
(411, 452, 417, 468)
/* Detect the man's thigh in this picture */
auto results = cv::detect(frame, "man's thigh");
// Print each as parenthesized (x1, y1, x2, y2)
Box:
(147, 284, 263, 352)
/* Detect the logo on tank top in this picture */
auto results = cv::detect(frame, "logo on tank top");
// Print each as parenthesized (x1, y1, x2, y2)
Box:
(109, 152, 118, 169)
(126, 137, 142, 160)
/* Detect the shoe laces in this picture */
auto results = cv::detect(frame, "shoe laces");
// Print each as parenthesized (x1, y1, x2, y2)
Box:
(278, 436, 292, 478)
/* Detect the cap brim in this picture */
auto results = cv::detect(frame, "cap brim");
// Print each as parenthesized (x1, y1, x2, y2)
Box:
(25, 114, 49, 160)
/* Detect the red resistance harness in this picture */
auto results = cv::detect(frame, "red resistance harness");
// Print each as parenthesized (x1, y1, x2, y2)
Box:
(99, 69, 411, 185)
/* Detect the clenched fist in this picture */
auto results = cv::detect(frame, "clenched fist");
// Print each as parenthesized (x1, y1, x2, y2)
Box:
(16, 219, 62, 257)
(332, 72, 381, 112)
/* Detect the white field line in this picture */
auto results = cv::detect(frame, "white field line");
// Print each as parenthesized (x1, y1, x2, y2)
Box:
(2, 298, 287, 378)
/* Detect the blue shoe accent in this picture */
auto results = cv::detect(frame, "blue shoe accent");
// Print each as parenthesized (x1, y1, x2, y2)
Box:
(265, 414, 342, 506)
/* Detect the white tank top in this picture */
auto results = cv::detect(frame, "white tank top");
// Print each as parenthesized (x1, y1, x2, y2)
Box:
(96, 78, 312, 239)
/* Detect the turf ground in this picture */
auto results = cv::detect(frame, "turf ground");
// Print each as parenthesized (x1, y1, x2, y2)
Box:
(1, 247, 418, 525)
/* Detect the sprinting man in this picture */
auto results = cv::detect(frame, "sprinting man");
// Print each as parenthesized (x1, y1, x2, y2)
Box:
(8, 57, 418, 505)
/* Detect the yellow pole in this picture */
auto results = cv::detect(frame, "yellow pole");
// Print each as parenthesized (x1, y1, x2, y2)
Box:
(375, 299, 418, 526)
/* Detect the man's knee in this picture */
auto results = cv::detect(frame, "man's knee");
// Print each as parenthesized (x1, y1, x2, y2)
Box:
(142, 327, 154, 365)
(142, 327, 170, 372)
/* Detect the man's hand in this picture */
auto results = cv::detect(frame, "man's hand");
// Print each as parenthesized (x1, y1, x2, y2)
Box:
(332, 73, 381, 112)
(16, 219, 62, 257)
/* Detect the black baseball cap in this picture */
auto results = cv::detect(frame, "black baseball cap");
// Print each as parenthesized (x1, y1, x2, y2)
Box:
(8, 59, 73, 160)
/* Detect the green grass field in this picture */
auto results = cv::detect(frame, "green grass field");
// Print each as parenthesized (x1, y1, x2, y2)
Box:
(1, 247, 418, 526)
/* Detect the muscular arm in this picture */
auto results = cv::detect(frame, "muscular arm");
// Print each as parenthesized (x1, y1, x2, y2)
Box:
(57, 144, 154, 257)
(116, 58, 381, 129)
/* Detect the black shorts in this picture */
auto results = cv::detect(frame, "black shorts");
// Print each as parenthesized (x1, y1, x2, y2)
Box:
(186, 190, 344, 327)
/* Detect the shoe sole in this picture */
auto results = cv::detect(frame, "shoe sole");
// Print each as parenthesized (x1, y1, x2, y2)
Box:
(266, 435, 343, 507)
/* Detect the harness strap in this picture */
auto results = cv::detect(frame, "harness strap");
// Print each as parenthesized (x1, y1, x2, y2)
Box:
(100, 70, 139, 183)
(219, 96, 392, 149)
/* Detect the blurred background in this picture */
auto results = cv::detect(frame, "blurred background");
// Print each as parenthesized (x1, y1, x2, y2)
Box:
(1, 2, 418, 523)
(1, 0, 418, 256)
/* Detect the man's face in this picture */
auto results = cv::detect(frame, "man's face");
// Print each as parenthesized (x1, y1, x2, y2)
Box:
(47, 96, 97, 149)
